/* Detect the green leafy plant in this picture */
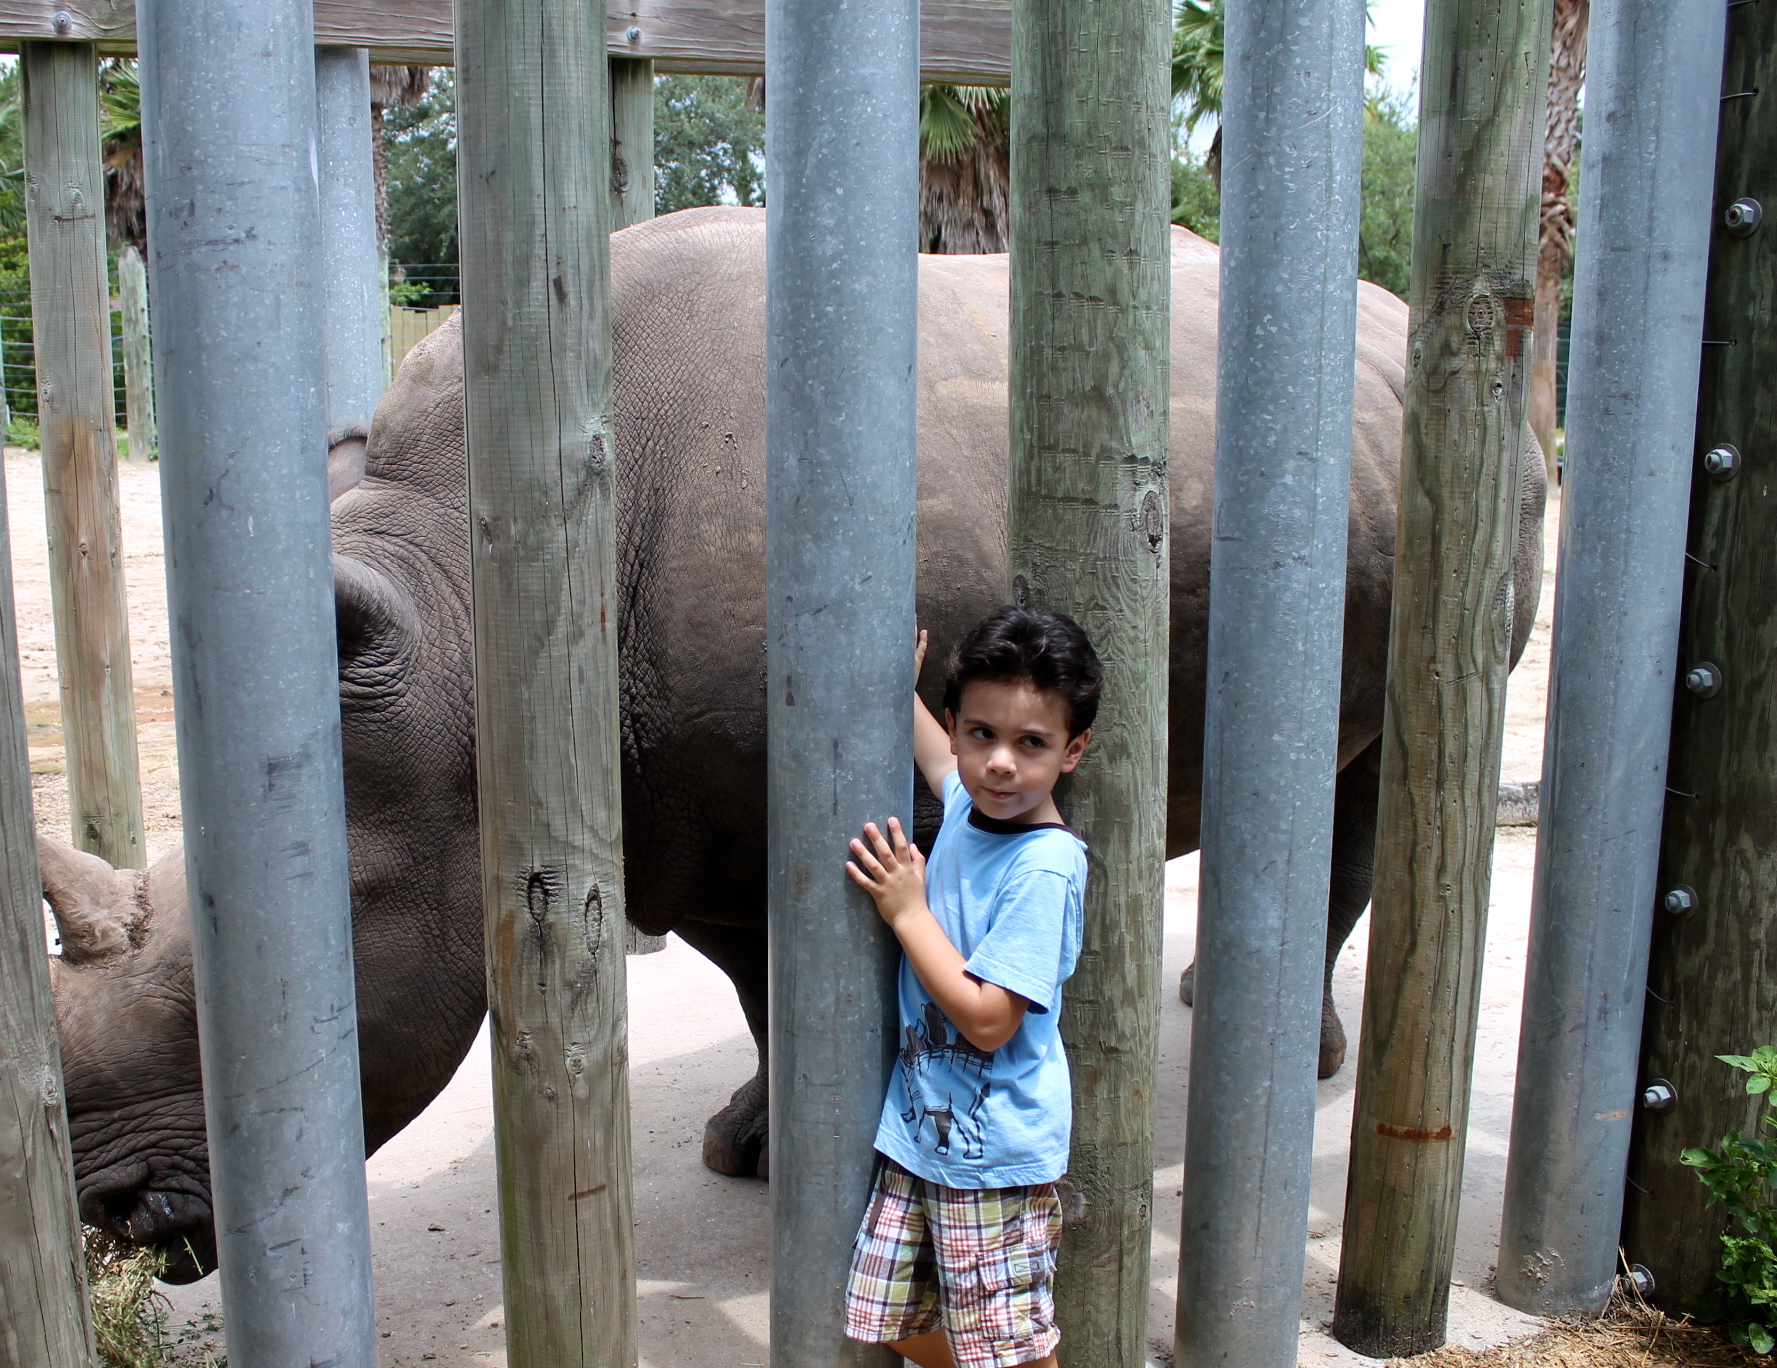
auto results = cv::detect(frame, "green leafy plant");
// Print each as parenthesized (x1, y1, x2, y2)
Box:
(1682, 1046, 1777, 1353)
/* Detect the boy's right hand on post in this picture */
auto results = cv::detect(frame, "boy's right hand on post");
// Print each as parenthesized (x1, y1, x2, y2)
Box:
(846, 818, 929, 930)
(914, 628, 929, 685)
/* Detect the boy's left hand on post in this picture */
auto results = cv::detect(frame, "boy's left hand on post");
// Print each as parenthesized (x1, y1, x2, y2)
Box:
(846, 817, 927, 928)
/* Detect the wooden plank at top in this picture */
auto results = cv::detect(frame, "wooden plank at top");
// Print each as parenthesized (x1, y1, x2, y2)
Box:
(0, 0, 1012, 83)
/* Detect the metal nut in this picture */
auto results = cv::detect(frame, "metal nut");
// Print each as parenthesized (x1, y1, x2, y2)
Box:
(1642, 1080, 1678, 1112)
(1704, 443, 1742, 481)
(1726, 198, 1764, 237)
(1663, 885, 1697, 916)
(51, 10, 72, 33)
(1628, 1264, 1656, 1297)
(1685, 662, 1723, 697)
(627, 25, 642, 41)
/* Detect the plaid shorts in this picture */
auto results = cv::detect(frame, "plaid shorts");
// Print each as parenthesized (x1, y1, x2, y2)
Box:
(844, 1158, 1063, 1368)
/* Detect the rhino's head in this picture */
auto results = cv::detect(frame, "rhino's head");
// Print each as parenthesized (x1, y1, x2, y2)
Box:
(43, 836, 216, 1282)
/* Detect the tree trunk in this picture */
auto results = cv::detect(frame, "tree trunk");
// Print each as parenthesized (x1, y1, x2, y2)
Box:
(1530, 0, 1589, 484)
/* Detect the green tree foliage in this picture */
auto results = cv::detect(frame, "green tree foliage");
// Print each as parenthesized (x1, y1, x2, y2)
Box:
(383, 67, 459, 274)
(1171, 152, 1219, 244)
(1358, 90, 1416, 299)
(655, 75, 764, 214)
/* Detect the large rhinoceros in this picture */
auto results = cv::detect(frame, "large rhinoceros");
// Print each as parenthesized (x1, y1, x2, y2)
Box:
(38, 205, 1543, 1282)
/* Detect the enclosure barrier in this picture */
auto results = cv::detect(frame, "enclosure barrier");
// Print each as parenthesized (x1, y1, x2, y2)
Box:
(1007, 0, 1170, 1362)
(22, 39, 144, 871)
(1497, 0, 1726, 1319)
(1622, 0, 1777, 1306)
(117, 245, 154, 462)
(0, 459, 93, 1366)
(1176, 0, 1363, 1362)
(764, 0, 917, 1360)
(139, 0, 377, 1361)
(455, 0, 638, 1361)
(316, 45, 384, 436)
(1333, 0, 1551, 1355)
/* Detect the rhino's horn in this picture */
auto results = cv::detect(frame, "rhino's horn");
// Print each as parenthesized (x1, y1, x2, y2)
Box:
(38, 835, 140, 965)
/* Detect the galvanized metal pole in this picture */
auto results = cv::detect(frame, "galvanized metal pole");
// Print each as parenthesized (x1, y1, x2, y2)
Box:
(1496, 0, 1725, 1319)
(118, 245, 155, 463)
(764, 0, 917, 1359)
(1174, 0, 1365, 1361)
(315, 46, 383, 435)
(0, 456, 94, 1368)
(138, 0, 377, 1361)
(22, 40, 145, 870)
(454, 0, 637, 1363)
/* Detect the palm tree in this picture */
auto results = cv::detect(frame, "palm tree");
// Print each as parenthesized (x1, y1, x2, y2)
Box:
(370, 66, 431, 261)
(99, 59, 144, 249)
(1529, 0, 1587, 484)
(919, 84, 1009, 254)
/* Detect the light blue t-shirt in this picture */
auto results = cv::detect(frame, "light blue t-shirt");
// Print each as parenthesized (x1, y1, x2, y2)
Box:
(874, 769, 1087, 1189)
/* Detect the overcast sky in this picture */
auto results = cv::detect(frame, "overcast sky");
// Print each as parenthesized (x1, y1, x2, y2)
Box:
(1368, 0, 1427, 101)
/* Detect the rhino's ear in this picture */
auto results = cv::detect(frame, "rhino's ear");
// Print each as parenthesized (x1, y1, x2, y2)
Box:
(334, 554, 415, 664)
(328, 424, 368, 502)
(39, 834, 139, 964)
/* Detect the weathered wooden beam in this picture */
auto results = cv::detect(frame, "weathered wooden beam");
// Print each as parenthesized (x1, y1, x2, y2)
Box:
(1331, 0, 1551, 1355)
(1008, 0, 1171, 1362)
(0, 0, 1013, 82)
(1621, 0, 1777, 1311)
(456, 0, 637, 1357)
(0, 432, 95, 1368)
(117, 243, 153, 462)
(23, 39, 145, 870)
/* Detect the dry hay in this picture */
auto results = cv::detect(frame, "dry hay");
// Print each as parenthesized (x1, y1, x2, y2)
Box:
(1391, 1292, 1765, 1368)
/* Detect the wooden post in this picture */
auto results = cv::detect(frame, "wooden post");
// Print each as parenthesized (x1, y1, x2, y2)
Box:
(455, 0, 638, 1360)
(609, 56, 654, 231)
(1008, 0, 1171, 1361)
(1622, 0, 1777, 1310)
(1331, 0, 1551, 1355)
(117, 245, 153, 462)
(611, 56, 661, 956)
(0, 426, 94, 1368)
(22, 40, 144, 870)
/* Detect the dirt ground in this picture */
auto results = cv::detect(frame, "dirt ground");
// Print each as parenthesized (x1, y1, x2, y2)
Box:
(12, 456, 1725, 1367)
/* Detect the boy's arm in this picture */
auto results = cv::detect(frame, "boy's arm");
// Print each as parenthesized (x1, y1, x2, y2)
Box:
(847, 818, 1028, 1053)
(912, 630, 957, 799)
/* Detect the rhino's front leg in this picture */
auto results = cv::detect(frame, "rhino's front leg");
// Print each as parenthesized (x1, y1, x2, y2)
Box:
(674, 917, 771, 1180)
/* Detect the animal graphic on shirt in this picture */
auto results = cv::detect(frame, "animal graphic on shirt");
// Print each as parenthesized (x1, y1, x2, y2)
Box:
(899, 1001, 993, 1158)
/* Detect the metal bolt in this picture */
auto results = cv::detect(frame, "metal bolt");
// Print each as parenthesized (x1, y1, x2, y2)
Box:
(51, 10, 72, 32)
(1726, 197, 1764, 237)
(1662, 884, 1697, 916)
(1642, 1079, 1678, 1112)
(627, 25, 642, 41)
(1628, 1264, 1656, 1298)
(1704, 443, 1742, 481)
(1685, 662, 1723, 697)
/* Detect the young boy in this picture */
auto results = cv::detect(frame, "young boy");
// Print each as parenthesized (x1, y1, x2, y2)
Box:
(842, 606, 1101, 1368)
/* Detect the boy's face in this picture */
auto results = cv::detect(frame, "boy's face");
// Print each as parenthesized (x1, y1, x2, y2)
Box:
(946, 678, 1090, 825)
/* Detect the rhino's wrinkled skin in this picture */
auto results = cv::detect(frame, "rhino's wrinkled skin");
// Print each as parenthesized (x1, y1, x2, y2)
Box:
(41, 206, 1543, 1281)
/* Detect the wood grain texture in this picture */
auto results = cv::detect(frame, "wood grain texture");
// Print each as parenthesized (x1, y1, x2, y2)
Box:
(23, 40, 143, 870)
(1331, 0, 1550, 1355)
(0, 0, 1013, 81)
(0, 419, 94, 1368)
(117, 244, 152, 462)
(454, 0, 637, 1361)
(1008, 1, 1171, 1363)
(1622, 0, 1775, 1310)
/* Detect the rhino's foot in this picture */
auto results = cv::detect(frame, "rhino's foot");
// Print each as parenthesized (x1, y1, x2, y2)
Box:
(1179, 959, 1348, 1079)
(1319, 991, 1347, 1079)
(703, 1071, 769, 1180)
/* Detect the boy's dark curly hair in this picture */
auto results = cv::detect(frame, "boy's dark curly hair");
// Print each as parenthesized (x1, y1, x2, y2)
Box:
(942, 606, 1103, 738)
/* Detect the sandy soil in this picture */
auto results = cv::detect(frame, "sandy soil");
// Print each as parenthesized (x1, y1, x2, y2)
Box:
(4, 449, 1566, 1367)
